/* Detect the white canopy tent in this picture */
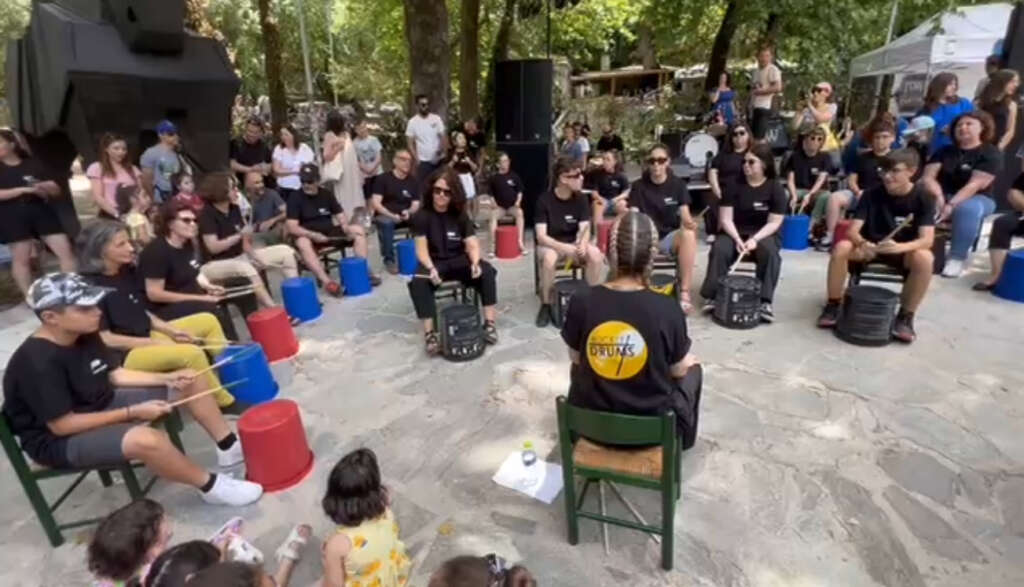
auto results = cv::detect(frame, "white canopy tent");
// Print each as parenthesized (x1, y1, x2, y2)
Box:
(850, 2, 1010, 110)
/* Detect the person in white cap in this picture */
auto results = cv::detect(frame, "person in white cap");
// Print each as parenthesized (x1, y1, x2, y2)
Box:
(1, 273, 263, 506)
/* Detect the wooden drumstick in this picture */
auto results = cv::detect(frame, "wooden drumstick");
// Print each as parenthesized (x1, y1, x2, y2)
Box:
(188, 347, 257, 379)
(169, 379, 248, 407)
(728, 250, 749, 274)
(878, 214, 914, 243)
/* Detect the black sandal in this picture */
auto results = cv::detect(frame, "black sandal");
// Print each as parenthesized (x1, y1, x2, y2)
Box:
(483, 320, 498, 345)
(972, 281, 995, 292)
(424, 331, 441, 356)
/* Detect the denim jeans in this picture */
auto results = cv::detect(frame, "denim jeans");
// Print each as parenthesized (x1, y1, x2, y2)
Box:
(948, 194, 995, 260)
(375, 216, 398, 263)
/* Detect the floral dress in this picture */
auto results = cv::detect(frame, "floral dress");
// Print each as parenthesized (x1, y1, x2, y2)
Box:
(337, 508, 411, 587)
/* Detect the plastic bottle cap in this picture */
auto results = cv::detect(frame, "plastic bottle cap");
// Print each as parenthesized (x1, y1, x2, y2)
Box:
(523, 441, 534, 450)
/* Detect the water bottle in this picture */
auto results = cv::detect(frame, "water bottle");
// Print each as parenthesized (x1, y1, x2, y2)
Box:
(519, 441, 538, 489)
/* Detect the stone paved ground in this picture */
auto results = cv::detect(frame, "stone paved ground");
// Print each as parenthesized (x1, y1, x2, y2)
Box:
(0, 230, 1023, 587)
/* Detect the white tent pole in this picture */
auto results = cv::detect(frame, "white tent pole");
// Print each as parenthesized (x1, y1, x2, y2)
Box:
(875, 0, 901, 102)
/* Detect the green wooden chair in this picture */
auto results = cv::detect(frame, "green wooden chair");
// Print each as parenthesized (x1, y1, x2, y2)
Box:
(556, 396, 680, 570)
(0, 411, 185, 547)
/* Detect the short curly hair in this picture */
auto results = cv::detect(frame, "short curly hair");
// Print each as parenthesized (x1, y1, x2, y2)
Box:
(87, 499, 164, 581)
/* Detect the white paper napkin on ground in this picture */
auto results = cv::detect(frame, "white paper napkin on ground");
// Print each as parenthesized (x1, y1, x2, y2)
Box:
(492, 451, 564, 504)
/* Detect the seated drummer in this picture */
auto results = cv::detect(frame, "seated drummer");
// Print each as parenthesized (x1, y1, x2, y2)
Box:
(561, 211, 702, 450)
(197, 171, 299, 309)
(407, 168, 499, 356)
(974, 172, 1024, 291)
(783, 124, 832, 216)
(535, 156, 606, 328)
(584, 150, 629, 221)
(486, 151, 527, 258)
(817, 149, 935, 343)
(370, 149, 420, 274)
(699, 144, 786, 323)
(286, 163, 380, 297)
(626, 143, 698, 314)
(243, 171, 287, 247)
(1, 273, 262, 506)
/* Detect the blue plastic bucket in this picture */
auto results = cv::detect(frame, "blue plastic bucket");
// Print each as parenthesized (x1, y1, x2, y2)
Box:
(781, 214, 810, 251)
(994, 249, 1024, 303)
(281, 277, 322, 323)
(340, 257, 372, 296)
(396, 239, 418, 276)
(218, 344, 279, 404)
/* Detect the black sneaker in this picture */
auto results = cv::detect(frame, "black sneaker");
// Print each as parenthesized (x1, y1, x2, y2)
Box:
(814, 236, 833, 252)
(483, 320, 498, 345)
(535, 304, 553, 328)
(701, 300, 715, 314)
(817, 301, 840, 328)
(759, 302, 775, 323)
(892, 311, 916, 343)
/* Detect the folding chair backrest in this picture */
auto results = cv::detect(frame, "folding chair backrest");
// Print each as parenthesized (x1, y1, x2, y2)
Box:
(557, 396, 673, 447)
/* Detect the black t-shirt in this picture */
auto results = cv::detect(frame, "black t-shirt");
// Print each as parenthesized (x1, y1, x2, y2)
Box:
(230, 138, 274, 187)
(585, 169, 630, 201)
(929, 143, 1003, 195)
(627, 174, 690, 238)
(854, 151, 886, 193)
(722, 179, 788, 236)
(784, 149, 833, 189)
(596, 135, 625, 153)
(711, 151, 745, 194)
(1014, 172, 1024, 193)
(2, 333, 117, 467)
(410, 208, 474, 262)
(854, 183, 936, 244)
(286, 188, 342, 234)
(198, 204, 245, 260)
(90, 267, 152, 338)
(465, 130, 487, 160)
(561, 286, 691, 419)
(535, 191, 591, 244)
(0, 158, 52, 211)
(487, 171, 523, 209)
(138, 237, 203, 307)
(373, 171, 418, 215)
(450, 149, 474, 174)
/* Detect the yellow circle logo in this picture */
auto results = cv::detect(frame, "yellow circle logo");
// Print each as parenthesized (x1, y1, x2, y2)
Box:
(585, 321, 649, 380)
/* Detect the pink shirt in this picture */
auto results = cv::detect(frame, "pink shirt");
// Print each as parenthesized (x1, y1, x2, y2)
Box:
(86, 162, 141, 206)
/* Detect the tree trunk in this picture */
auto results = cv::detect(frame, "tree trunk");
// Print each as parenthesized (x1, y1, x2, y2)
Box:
(704, 0, 739, 93)
(481, 0, 516, 132)
(635, 24, 657, 70)
(459, 0, 481, 122)
(761, 12, 781, 50)
(255, 0, 287, 131)
(403, 0, 451, 120)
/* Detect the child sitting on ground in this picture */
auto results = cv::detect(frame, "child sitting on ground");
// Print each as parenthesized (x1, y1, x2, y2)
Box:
(88, 499, 172, 587)
(428, 555, 536, 587)
(321, 448, 411, 587)
(116, 185, 155, 247)
(171, 171, 203, 212)
(141, 540, 221, 587)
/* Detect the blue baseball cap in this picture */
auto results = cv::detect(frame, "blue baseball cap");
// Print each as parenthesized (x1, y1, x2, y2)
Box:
(156, 120, 178, 135)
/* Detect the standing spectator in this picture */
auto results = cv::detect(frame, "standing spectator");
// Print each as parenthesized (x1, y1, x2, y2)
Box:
(709, 72, 737, 126)
(371, 150, 420, 274)
(791, 81, 840, 168)
(974, 55, 1002, 100)
(272, 124, 315, 203)
(750, 47, 783, 141)
(577, 123, 592, 160)
(596, 123, 624, 153)
(976, 69, 1020, 151)
(448, 132, 480, 225)
(353, 120, 384, 200)
(87, 133, 141, 219)
(560, 125, 584, 166)
(487, 152, 527, 257)
(230, 117, 274, 189)
(463, 117, 487, 168)
(0, 128, 76, 296)
(323, 110, 365, 218)
(140, 120, 184, 203)
(920, 72, 974, 155)
(244, 171, 287, 246)
(406, 94, 448, 183)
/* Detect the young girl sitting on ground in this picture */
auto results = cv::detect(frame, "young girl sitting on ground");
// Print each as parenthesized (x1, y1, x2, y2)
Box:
(171, 171, 203, 212)
(88, 499, 173, 587)
(141, 540, 221, 587)
(116, 185, 155, 247)
(321, 448, 412, 586)
(428, 555, 536, 587)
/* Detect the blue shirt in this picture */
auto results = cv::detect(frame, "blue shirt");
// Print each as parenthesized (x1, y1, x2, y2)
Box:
(923, 98, 974, 154)
(714, 90, 736, 125)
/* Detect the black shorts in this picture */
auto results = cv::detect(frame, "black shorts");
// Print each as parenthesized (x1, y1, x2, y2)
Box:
(0, 197, 65, 244)
(851, 253, 910, 277)
(751, 108, 772, 140)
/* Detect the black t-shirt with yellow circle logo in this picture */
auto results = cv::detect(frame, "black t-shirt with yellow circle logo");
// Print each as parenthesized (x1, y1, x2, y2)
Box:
(561, 285, 691, 417)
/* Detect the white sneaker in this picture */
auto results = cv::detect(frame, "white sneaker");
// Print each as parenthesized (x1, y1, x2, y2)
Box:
(217, 440, 245, 468)
(201, 474, 263, 506)
(942, 258, 965, 278)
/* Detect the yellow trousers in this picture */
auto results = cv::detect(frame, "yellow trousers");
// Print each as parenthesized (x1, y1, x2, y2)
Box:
(122, 312, 236, 407)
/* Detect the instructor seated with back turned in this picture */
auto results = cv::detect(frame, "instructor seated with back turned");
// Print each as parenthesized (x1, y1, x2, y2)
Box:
(1, 273, 262, 506)
(700, 144, 786, 323)
(561, 211, 702, 450)
(407, 168, 499, 356)
(535, 156, 605, 328)
(817, 149, 935, 342)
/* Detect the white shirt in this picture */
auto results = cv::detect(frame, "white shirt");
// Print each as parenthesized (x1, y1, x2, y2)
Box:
(405, 113, 446, 164)
(752, 63, 782, 110)
(272, 143, 314, 190)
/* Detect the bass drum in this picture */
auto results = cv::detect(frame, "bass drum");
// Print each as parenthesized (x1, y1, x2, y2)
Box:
(683, 132, 719, 168)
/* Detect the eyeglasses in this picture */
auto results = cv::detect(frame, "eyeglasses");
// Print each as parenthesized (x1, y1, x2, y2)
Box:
(176, 217, 197, 224)
(742, 159, 759, 166)
(562, 171, 583, 180)
(432, 186, 452, 197)
(647, 157, 670, 165)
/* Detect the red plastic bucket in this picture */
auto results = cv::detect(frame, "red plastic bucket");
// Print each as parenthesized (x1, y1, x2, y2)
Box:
(495, 225, 520, 259)
(597, 219, 613, 254)
(238, 399, 314, 492)
(246, 307, 299, 363)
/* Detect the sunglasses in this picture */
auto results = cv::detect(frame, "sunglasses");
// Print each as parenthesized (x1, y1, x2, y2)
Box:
(647, 157, 670, 165)
(812, 87, 828, 94)
(562, 171, 583, 180)
(432, 186, 452, 197)
(732, 130, 748, 137)
(742, 159, 760, 166)
(176, 217, 197, 224)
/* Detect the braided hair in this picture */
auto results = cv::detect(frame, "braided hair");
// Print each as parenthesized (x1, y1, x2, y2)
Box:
(608, 211, 659, 286)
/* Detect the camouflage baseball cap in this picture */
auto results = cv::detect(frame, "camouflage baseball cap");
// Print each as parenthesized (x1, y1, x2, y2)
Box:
(27, 273, 111, 312)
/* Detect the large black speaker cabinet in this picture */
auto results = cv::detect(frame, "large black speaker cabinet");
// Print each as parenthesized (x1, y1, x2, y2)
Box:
(495, 59, 553, 142)
(497, 142, 552, 227)
(1003, 3, 1024, 70)
(56, 0, 185, 54)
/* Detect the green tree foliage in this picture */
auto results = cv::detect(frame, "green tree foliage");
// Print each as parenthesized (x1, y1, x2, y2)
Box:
(0, 0, 31, 104)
